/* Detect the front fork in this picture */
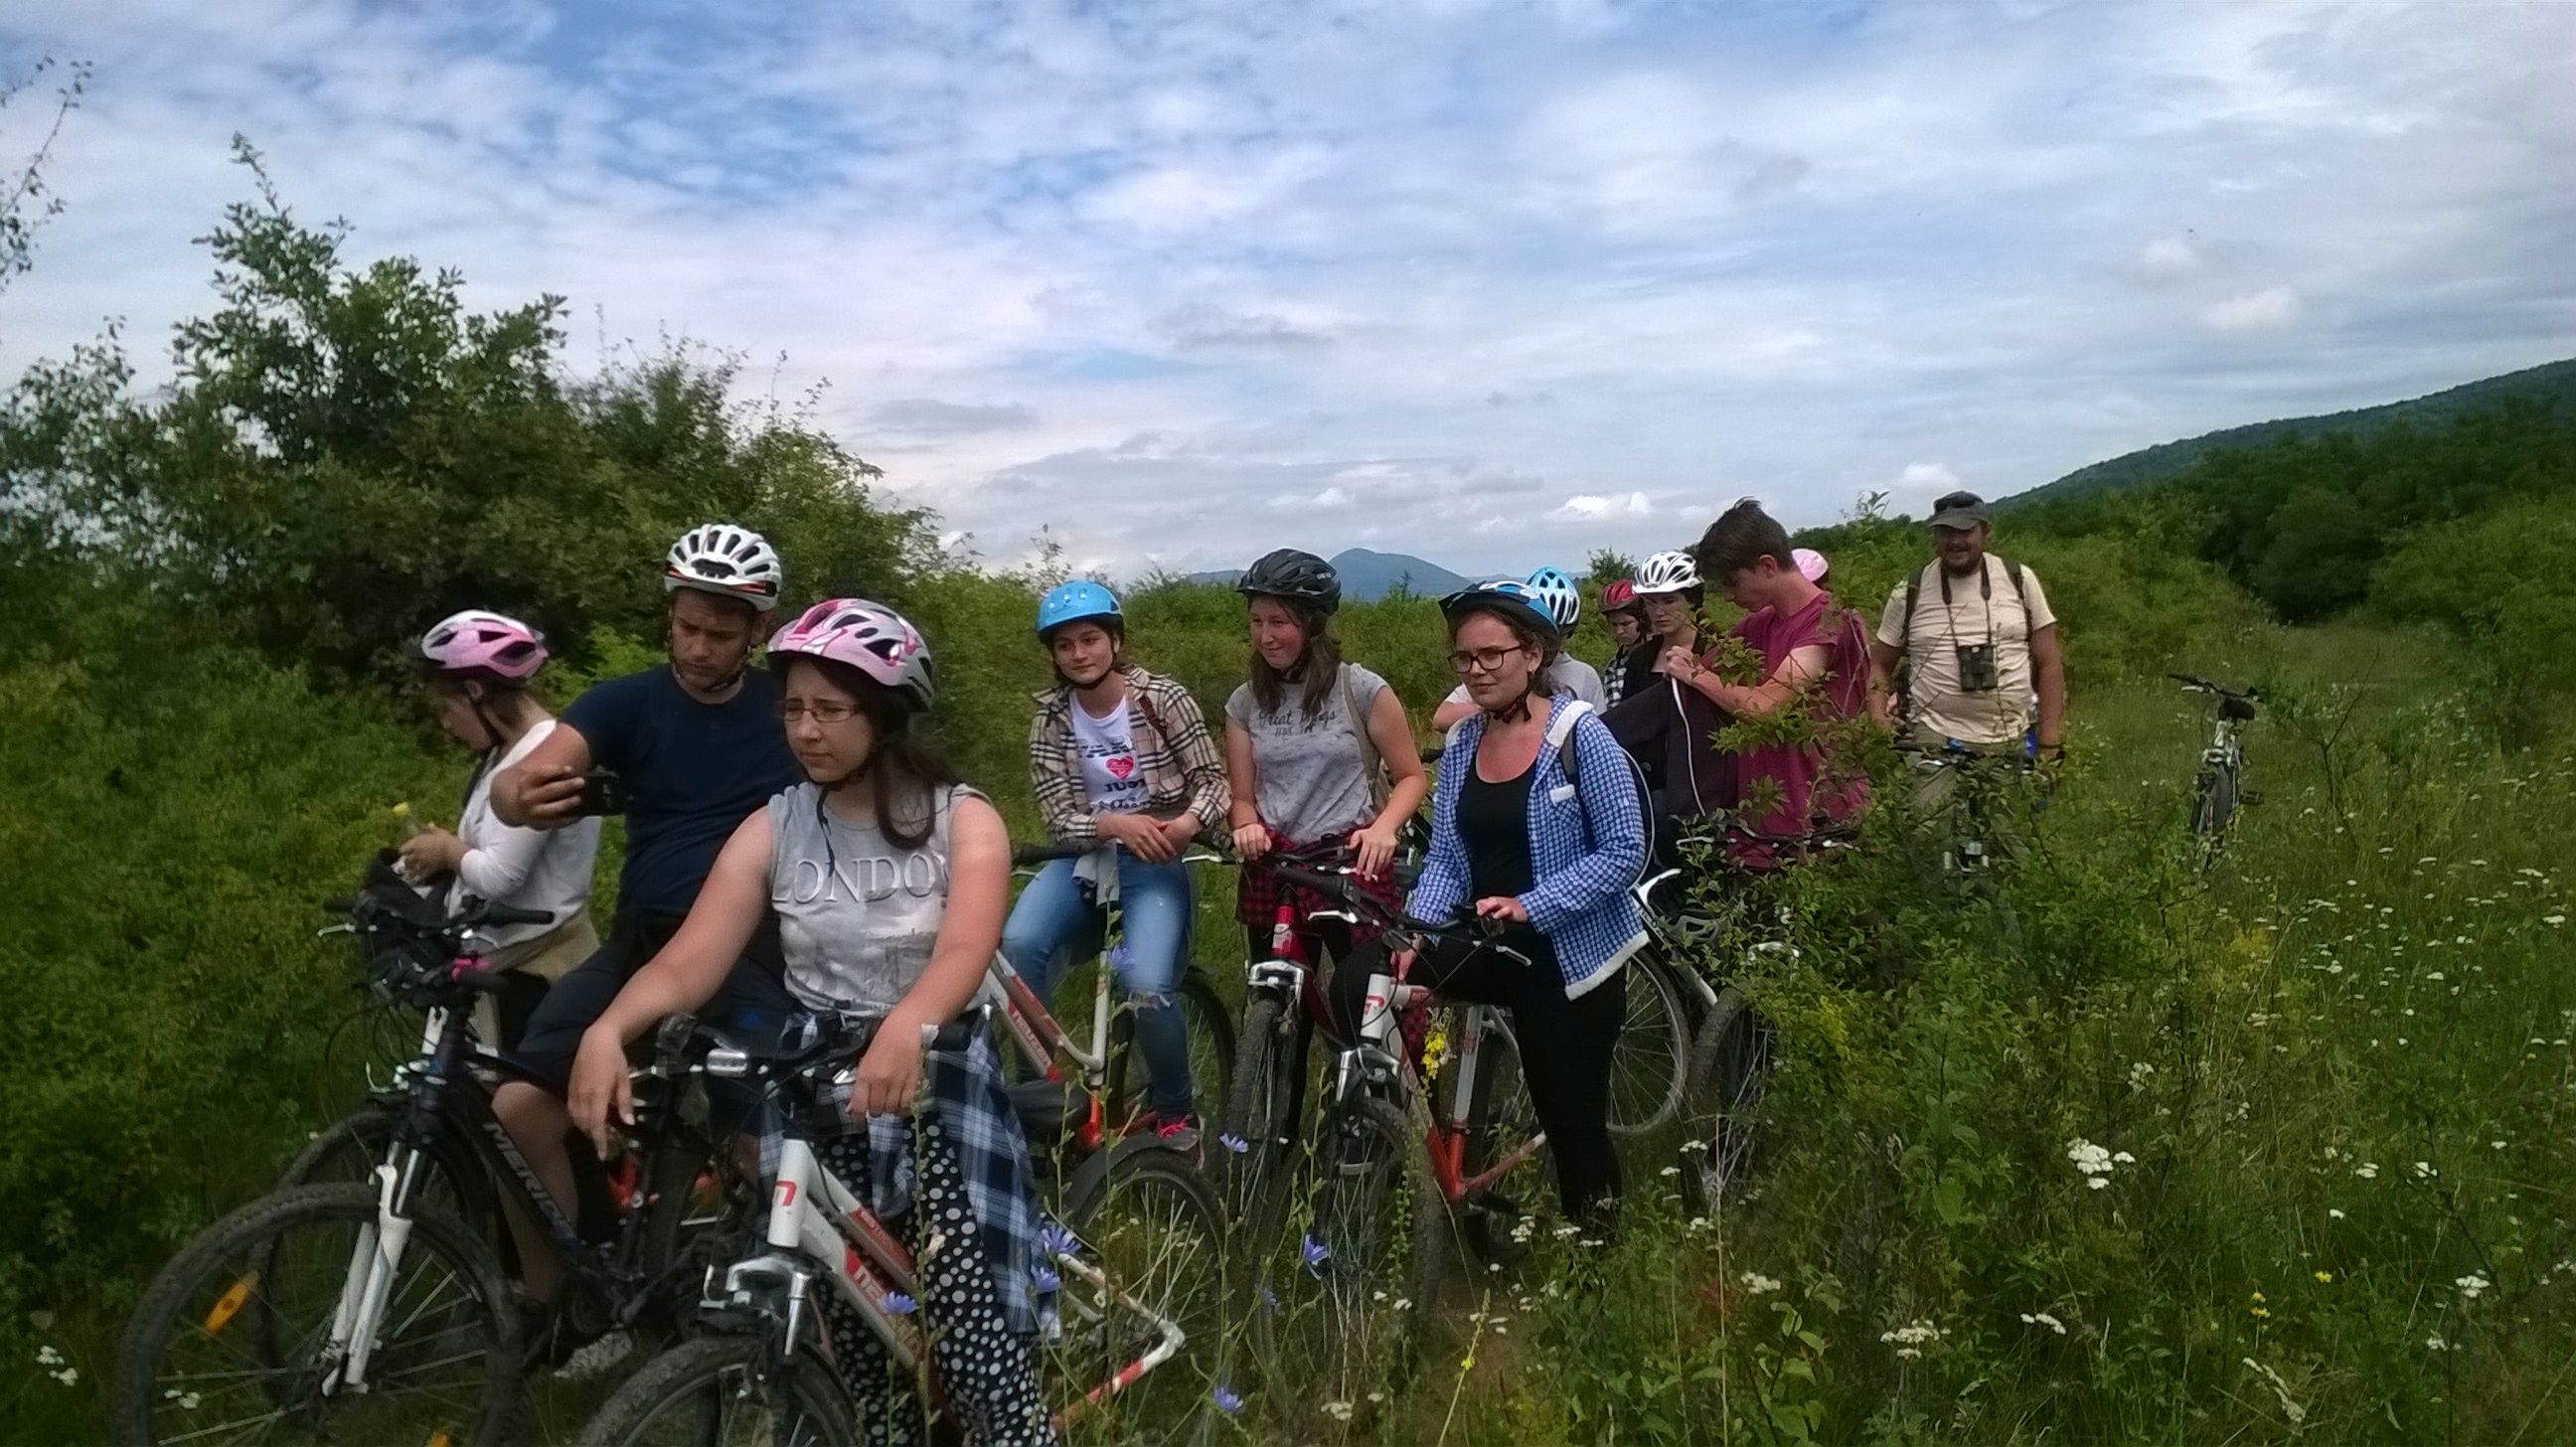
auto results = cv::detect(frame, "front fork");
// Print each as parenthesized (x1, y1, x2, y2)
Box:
(322, 1144, 426, 1391)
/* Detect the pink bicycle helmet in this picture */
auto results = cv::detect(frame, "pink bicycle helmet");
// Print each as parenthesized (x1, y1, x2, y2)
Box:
(1793, 548, 1829, 583)
(769, 597, 936, 711)
(416, 610, 547, 685)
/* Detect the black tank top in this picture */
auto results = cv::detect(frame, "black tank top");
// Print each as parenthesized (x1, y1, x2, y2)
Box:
(1459, 756, 1536, 901)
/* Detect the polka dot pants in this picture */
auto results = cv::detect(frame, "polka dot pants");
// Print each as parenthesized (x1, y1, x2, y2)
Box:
(815, 1118, 1057, 1447)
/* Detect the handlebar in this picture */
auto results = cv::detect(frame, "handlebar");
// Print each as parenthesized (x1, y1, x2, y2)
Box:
(1012, 841, 1227, 868)
(2170, 672, 2260, 702)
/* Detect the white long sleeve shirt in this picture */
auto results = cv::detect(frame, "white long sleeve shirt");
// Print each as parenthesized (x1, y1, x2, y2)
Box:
(450, 719, 601, 950)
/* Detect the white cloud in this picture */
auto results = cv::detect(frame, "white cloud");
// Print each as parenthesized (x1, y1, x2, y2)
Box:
(1898, 462, 1963, 491)
(2202, 285, 2306, 331)
(1553, 492, 1654, 521)
(2138, 237, 2204, 279)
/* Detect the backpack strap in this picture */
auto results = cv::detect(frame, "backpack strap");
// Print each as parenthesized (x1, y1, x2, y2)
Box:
(1340, 664, 1391, 813)
(1999, 557, 2031, 637)
(1544, 697, 1593, 788)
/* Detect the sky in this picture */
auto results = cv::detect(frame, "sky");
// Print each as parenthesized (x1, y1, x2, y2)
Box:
(3, 0, 2572, 579)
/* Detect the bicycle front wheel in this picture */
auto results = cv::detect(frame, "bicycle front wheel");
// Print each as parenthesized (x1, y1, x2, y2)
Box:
(577, 1334, 853, 1446)
(1608, 955, 1690, 1136)
(1252, 1095, 1449, 1414)
(1056, 1140, 1240, 1445)
(112, 1183, 521, 1447)
(1682, 989, 1771, 1212)
(1216, 994, 1307, 1229)
(275, 1105, 490, 1238)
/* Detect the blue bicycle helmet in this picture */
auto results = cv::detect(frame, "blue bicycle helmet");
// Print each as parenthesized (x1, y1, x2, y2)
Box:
(1526, 565, 1581, 631)
(1439, 578, 1561, 644)
(1037, 579, 1123, 639)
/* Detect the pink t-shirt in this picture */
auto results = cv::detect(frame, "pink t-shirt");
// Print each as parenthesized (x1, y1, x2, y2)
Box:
(1725, 590, 1872, 869)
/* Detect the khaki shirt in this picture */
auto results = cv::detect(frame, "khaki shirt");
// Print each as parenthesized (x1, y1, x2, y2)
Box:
(1877, 557, 2056, 746)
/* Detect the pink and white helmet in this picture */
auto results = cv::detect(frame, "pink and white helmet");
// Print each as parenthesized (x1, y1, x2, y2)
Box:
(769, 597, 936, 711)
(416, 609, 547, 685)
(1792, 548, 1830, 583)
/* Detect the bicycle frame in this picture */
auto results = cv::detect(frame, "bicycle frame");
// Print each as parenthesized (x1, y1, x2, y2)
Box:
(703, 1049, 1188, 1426)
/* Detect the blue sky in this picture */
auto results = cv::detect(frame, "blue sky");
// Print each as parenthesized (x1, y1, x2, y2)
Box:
(4, 0, 2572, 577)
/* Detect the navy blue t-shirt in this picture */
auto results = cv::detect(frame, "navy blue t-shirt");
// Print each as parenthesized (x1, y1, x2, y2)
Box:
(563, 666, 803, 920)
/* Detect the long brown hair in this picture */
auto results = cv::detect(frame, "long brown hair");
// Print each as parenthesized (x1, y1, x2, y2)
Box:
(1248, 601, 1345, 720)
(779, 655, 961, 852)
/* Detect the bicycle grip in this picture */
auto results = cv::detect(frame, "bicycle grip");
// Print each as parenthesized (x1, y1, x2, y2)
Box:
(1013, 842, 1093, 866)
(1270, 864, 1353, 898)
(917, 1018, 980, 1051)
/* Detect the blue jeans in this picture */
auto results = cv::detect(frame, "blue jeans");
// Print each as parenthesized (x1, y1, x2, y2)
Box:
(1001, 855, 1199, 1118)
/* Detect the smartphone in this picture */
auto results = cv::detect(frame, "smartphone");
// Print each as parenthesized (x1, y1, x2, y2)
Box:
(574, 769, 627, 817)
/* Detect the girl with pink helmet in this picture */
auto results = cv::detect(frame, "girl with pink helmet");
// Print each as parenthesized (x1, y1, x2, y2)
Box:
(399, 609, 603, 1048)
(569, 597, 1058, 1442)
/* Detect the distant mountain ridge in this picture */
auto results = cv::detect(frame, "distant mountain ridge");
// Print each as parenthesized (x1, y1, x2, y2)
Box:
(2008, 357, 2576, 508)
(1183, 547, 1470, 602)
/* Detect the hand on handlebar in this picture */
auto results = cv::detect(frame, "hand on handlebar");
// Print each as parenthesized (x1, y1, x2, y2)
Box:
(1231, 821, 1271, 863)
(1473, 895, 1530, 924)
(567, 1026, 635, 1158)
(1350, 822, 1400, 880)
(853, 1014, 927, 1118)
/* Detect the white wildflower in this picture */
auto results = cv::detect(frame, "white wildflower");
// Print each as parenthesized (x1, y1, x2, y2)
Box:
(2456, 1272, 2490, 1300)
(2427, 1334, 2449, 1351)
(2020, 1311, 2068, 1335)
(2355, 1163, 2379, 1179)
(1323, 1401, 1354, 1422)
(2330, 1208, 2347, 1219)
(2128, 1061, 2156, 1089)
(1741, 1272, 1783, 1296)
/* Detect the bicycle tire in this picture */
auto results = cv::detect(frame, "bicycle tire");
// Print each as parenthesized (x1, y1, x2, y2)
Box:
(1105, 969, 1237, 1130)
(1251, 1094, 1449, 1403)
(1607, 955, 1690, 1136)
(629, 1120, 749, 1343)
(275, 1104, 491, 1237)
(574, 1333, 853, 1447)
(1681, 988, 1770, 1213)
(1215, 994, 1304, 1227)
(1055, 1139, 1239, 1445)
(113, 1183, 522, 1447)
(1459, 1014, 1545, 1267)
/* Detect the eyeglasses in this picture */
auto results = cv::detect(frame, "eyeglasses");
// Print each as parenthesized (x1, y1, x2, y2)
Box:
(1448, 645, 1529, 675)
(778, 700, 862, 724)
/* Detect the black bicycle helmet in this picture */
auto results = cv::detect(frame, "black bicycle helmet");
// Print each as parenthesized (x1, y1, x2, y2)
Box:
(1236, 548, 1342, 615)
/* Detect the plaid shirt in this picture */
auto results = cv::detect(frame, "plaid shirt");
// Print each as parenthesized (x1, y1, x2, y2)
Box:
(1233, 830, 1406, 947)
(1029, 667, 1228, 845)
(1413, 699, 1649, 998)
(762, 1030, 1053, 1337)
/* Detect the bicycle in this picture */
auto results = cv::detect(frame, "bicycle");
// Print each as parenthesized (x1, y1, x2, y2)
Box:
(577, 1010, 1234, 1445)
(2172, 673, 2260, 856)
(1241, 863, 1548, 1404)
(1000, 842, 1235, 1169)
(1893, 735, 2035, 884)
(112, 892, 742, 1447)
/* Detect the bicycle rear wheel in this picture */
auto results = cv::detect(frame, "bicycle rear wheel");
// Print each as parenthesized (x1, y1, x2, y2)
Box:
(1055, 1140, 1239, 1445)
(112, 1183, 520, 1447)
(1682, 989, 1771, 1213)
(1607, 955, 1690, 1136)
(577, 1334, 853, 1446)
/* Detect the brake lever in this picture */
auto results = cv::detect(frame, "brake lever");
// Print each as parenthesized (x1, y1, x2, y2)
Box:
(316, 923, 357, 939)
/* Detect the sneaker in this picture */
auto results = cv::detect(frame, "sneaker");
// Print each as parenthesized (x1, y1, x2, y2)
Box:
(1154, 1113, 1203, 1158)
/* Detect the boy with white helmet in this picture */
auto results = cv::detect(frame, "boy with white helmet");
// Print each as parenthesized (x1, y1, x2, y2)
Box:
(484, 523, 806, 1351)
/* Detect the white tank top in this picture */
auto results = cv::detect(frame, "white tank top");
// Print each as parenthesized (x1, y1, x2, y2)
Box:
(766, 781, 985, 1014)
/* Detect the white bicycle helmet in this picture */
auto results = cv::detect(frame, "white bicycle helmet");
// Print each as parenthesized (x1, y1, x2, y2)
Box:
(1634, 549, 1701, 595)
(664, 524, 784, 611)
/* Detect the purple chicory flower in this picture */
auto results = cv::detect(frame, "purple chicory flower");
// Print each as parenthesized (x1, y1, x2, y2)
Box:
(1040, 1219, 1080, 1257)
(1302, 1234, 1331, 1277)
(1212, 1384, 1245, 1416)
(1031, 1263, 1061, 1294)
(1218, 1132, 1249, 1155)
(882, 1292, 917, 1316)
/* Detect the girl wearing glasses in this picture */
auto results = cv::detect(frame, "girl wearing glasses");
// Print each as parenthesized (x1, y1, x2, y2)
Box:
(1327, 580, 1647, 1225)
(569, 598, 1056, 1445)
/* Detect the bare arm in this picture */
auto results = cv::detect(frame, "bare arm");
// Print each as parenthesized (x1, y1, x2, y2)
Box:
(1867, 639, 1902, 728)
(847, 794, 1012, 1116)
(2030, 623, 2066, 750)
(1365, 686, 1429, 830)
(1674, 644, 1831, 719)
(1429, 698, 1476, 731)
(490, 722, 593, 829)
(1225, 718, 1268, 860)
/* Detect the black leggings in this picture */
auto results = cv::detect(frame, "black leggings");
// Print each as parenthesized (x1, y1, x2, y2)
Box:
(1328, 932, 1626, 1223)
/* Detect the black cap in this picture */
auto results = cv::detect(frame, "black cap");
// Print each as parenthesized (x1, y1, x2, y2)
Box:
(1928, 490, 1990, 531)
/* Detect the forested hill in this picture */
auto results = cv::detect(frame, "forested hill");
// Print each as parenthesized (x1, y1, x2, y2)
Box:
(2008, 356, 2576, 508)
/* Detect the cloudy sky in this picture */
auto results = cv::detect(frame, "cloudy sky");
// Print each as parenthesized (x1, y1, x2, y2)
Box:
(4, 0, 2571, 577)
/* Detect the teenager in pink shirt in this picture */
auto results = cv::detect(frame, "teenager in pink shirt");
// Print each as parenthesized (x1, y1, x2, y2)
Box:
(1661, 499, 1871, 869)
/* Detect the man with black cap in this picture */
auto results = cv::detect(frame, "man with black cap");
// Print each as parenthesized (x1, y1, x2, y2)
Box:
(1868, 490, 2065, 786)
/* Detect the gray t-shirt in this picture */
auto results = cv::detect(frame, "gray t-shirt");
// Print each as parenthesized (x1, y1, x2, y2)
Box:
(1441, 657, 1607, 712)
(767, 781, 988, 1014)
(1224, 663, 1391, 844)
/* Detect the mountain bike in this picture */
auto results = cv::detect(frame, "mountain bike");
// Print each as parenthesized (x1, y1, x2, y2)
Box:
(1894, 736, 2033, 884)
(1001, 843, 1234, 1167)
(112, 892, 741, 1447)
(1243, 864, 1547, 1404)
(2172, 673, 2261, 857)
(577, 1011, 1234, 1446)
